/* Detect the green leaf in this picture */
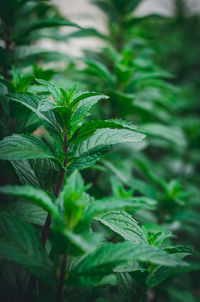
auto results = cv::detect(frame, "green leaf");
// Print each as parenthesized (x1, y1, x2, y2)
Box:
(68, 128, 145, 159)
(68, 124, 145, 170)
(0, 185, 59, 220)
(71, 119, 138, 143)
(16, 18, 82, 42)
(13, 45, 65, 63)
(84, 196, 156, 220)
(6, 201, 47, 226)
(75, 242, 188, 275)
(12, 73, 33, 93)
(0, 134, 56, 160)
(70, 94, 109, 133)
(62, 170, 85, 193)
(9, 93, 61, 136)
(95, 211, 147, 244)
(11, 158, 59, 190)
(65, 27, 106, 40)
(35, 79, 63, 105)
(114, 261, 144, 273)
(148, 231, 173, 247)
(0, 262, 31, 301)
(117, 272, 134, 301)
(57, 171, 89, 230)
(83, 59, 115, 85)
(0, 212, 53, 282)
(11, 160, 40, 187)
(67, 146, 109, 172)
(164, 245, 194, 254)
(25, 18, 81, 31)
(140, 123, 187, 147)
(146, 266, 172, 287)
(125, 14, 167, 27)
(61, 230, 103, 256)
(67, 124, 145, 171)
(70, 91, 103, 107)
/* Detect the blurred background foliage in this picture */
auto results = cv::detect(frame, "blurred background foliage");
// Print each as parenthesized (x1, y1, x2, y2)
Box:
(0, 0, 200, 301)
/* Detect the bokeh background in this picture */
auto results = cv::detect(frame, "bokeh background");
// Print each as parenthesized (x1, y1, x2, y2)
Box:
(45, 0, 200, 56)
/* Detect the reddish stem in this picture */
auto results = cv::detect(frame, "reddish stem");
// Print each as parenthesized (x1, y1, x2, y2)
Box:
(42, 133, 68, 246)
(26, 133, 68, 298)
(56, 254, 68, 302)
(135, 287, 145, 302)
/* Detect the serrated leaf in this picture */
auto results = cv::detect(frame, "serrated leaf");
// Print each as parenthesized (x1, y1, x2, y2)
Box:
(11, 158, 58, 190)
(95, 211, 147, 244)
(0, 134, 56, 160)
(70, 94, 109, 133)
(75, 242, 188, 275)
(6, 202, 47, 226)
(117, 272, 134, 300)
(84, 196, 156, 220)
(11, 160, 40, 187)
(114, 261, 145, 273)
(0, 185, 59, 220)
(70, 91, 103, 107)
(0, 212, 53, 282)
(68, 123, 145, 170)
(68, 128, 145, 159)
(35, 79, 63, 104)
(70, 119, 138, 143)
(67, 146, 109, 172)
(9, 93, 61, 136)
(164, 245, 194, 254)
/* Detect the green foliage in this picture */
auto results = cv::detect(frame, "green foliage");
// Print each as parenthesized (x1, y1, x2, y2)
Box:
(75, 242, 187, 275)
(0, 134, 56, 160)
(0, 212, 53, 282)
(0, 0, 199, 301)
(95, 210, 148, 244)
(0, 185, 59, 219)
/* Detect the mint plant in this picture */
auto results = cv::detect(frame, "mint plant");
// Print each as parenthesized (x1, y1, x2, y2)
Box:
(0, 1, 199, 302)
(0, 77, 192, 302)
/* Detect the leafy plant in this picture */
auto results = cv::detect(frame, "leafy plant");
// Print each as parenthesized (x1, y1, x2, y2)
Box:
(0, 0, 199, 302)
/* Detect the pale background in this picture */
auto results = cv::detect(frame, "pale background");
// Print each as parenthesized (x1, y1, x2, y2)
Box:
(43, 0, 200, 56)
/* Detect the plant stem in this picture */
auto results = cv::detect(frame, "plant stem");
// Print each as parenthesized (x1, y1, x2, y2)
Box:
(116, 19, 124, 52)
(3, 24, 11, 79)
(41, 162, 67, 245)
(26, 133, 68, 299)
(135, 287, 144, 302)
(56, 254, 68, 302)
(42, 133, 68, 246)
(43, 133, 68, 301)
(42, 212, 52, 246)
